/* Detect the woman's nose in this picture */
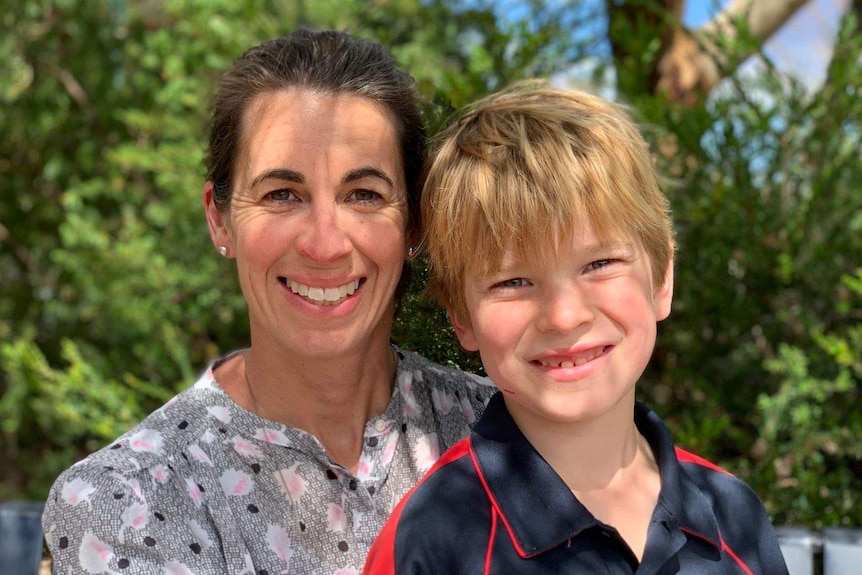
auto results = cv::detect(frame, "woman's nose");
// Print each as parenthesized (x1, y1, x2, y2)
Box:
(535, 285, 594, 334)
(296, 204, 352, 263)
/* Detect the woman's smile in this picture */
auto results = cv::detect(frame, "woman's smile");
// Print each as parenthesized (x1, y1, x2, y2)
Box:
(282, 277, 363, 306)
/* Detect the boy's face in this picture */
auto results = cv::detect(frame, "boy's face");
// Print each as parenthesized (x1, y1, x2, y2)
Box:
(450, 220, 673, 428)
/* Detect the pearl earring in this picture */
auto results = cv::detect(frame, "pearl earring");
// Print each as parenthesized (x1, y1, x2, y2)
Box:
(218, 246, 228, 257)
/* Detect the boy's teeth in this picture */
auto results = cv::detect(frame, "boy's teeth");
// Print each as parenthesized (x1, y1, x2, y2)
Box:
(539, 349, 602, 367)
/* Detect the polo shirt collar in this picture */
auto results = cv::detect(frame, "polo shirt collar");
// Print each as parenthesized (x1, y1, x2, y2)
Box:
(470, 393, 722, 558)
(635, 402, 722, 551)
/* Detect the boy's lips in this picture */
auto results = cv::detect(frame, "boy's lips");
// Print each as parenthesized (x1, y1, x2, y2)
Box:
(532, 345, 613, 368)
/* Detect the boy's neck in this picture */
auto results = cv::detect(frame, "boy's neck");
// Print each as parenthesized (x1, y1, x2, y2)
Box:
(508, 393, 651, 491)
(507, 393, 660, 561)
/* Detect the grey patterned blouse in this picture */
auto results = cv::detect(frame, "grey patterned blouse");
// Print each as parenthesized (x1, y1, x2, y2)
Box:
(42, 347, 494, 574)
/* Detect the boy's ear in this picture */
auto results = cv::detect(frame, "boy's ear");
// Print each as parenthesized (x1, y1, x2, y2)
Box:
(654, 253, 675, 322)
(447, 306, 480, 352)
(203, 181, 233, 255)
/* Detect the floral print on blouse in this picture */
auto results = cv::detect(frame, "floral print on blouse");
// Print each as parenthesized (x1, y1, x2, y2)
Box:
(43, 347, 494, 574)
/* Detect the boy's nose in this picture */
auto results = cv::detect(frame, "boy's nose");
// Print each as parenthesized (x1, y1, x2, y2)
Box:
(296, 204, 352, 263)
(536, 285, 594, 334)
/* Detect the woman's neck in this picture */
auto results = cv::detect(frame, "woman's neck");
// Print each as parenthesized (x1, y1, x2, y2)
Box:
(216, 337, 397, 472)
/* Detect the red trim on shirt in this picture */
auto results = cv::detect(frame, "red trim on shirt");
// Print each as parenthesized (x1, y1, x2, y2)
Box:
(679, 526, 721, 551)
(362, 439, 472, 575)
(721, 537, 755, 575)
(675, 447, 732, 476)
(484, 506, 498, 575)
(468, 437, 533, 559)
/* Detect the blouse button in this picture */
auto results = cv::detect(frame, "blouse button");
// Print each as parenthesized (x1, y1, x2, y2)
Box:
(374, 420, 386, 432)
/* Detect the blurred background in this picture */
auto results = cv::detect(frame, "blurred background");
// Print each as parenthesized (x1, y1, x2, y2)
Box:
(1, 0, 860, 532)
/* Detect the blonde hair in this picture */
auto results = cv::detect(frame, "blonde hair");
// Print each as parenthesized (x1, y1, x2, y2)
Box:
(422, 81, 674, 321)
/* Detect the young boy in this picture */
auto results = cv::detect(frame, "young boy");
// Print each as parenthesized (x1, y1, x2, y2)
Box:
(363, 83, 789, 574)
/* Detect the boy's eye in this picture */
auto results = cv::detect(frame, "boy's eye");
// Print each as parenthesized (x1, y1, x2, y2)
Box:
(493, 278, 529, 289)
(588, 259, 614, 270)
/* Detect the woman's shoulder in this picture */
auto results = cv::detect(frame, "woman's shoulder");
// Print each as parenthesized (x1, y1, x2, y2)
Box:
(397, 347, 493, 392)
(42, 368, 235, 565)
(395, 347, 496, 415)
(46, 367, 228, 500)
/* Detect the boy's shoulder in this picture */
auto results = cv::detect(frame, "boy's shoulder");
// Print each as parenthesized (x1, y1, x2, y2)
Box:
(365, 436, 493, 574)
(636, 402, 748, 492)
(673, 444, 767, 520)
(674, 446, 734, 479)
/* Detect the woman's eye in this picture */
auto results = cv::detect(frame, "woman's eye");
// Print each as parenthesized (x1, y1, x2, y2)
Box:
(350, 189, 382, 203)
(264, 189, 298, 202)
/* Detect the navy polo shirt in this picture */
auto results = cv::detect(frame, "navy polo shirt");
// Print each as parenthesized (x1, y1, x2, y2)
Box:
(364, 393, 789, 575)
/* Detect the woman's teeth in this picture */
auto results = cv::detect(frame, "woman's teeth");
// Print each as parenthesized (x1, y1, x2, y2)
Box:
(289, 279, 360, 305)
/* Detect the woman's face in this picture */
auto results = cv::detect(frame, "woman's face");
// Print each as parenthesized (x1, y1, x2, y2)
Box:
(205, 89, 410, 359)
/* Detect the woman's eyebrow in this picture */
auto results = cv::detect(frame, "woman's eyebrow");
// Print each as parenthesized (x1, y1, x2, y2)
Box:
(251, 168, 304, 188)
(343, 166, 394, 188)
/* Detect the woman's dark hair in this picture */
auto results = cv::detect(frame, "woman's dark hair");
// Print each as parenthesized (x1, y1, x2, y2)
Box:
(206, 28, 425, 235)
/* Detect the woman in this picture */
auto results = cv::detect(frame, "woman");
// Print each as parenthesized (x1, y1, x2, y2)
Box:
(42, 29, 492, 574)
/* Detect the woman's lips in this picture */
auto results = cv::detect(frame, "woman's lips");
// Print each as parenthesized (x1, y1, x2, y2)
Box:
(281, 278, 362, 306)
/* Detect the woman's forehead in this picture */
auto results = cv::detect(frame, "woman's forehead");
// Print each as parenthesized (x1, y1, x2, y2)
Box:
(235, 90, 404, 188)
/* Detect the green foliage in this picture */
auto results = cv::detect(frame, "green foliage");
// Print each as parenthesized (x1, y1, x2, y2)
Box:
(754, 269, 862, 528)
(620, 10, 862, 528)
(0, 336, 150, 499)
(392, 256, 484, 374)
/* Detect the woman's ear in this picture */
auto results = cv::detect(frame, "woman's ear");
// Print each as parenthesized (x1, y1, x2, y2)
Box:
(404, 229, 422, 261)
(448, 306, 479, 352)
(203, 181, 233, 256)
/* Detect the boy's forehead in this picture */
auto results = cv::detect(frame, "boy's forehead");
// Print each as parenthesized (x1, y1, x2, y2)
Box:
(471, 223, 638, 274)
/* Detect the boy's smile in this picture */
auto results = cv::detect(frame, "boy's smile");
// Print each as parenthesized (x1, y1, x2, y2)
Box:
(532, 344, 614, 374)
(451, 221, 673, 429)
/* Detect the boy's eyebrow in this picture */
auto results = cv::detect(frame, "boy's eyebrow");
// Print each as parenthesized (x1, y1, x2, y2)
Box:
(587, 241, 635, 253)
(251, 168, 304, 188)
(483, 241, 636, 276)
(497, 240, 635, 263)
(575, 242, 637, 262)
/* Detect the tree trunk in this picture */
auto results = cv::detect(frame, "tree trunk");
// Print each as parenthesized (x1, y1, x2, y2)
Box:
(609, 0, 814, 103)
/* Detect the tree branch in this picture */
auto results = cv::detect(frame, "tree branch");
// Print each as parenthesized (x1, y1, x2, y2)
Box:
(655, 0, 812, 103)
